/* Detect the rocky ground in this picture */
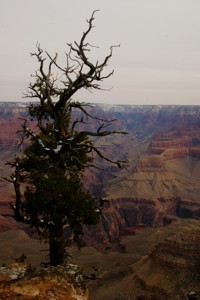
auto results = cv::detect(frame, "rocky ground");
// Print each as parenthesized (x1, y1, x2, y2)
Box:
(0, 262, 88, 300)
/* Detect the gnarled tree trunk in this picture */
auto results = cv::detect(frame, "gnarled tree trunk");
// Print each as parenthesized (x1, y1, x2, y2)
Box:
(49, 222, 65, 266)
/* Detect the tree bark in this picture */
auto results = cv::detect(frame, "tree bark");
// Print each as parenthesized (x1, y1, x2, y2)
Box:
(49, 222, 65, 266)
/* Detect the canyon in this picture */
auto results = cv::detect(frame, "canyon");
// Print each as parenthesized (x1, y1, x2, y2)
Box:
(1, 102, 200, 299)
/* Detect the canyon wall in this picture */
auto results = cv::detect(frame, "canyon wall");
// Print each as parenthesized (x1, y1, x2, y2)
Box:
(1, 103, 200, 247)
(83, 196, 200, 248)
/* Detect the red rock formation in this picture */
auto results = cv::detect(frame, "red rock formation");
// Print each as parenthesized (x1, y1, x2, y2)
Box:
(135, 156, 165, 172)
(83, 197, 178, 248)
(83, 199, 126, 248)
(162, 147, 189, 160)
(149, 147, 164, 155)
(149, 136, 192, 149)
(0, 216, 18, 233)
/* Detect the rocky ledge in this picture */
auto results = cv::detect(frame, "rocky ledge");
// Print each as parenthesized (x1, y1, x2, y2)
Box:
(0, 263, 88, 300)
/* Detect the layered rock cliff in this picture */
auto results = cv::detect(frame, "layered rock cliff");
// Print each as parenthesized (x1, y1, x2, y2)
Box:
(129, 219, 200, 299)
(150, 230, 200, 269)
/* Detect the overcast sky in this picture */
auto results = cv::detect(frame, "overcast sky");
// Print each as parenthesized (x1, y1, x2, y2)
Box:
(1, 0, 200, 105)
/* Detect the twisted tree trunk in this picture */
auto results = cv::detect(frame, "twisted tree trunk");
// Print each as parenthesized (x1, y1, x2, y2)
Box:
(49, 222, 65, 266)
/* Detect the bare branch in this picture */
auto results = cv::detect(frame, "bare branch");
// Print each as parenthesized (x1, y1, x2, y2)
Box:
(90, 145, 128, 168)
(78, 128, 128, 138)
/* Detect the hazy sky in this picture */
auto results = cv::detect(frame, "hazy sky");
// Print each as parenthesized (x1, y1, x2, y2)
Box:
(1, 0, 200, 105)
